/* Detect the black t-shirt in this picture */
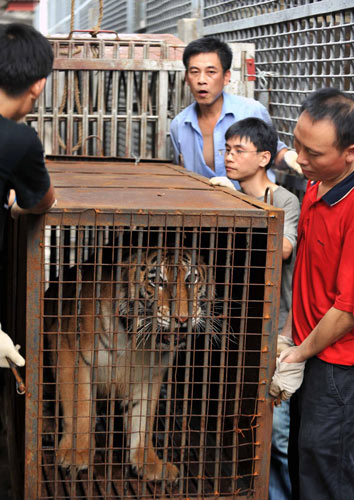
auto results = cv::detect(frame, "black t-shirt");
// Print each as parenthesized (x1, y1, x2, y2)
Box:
(0, 115, 51, 246)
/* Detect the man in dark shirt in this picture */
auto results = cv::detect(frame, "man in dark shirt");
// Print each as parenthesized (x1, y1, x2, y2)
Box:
(0, 23, 56, 367)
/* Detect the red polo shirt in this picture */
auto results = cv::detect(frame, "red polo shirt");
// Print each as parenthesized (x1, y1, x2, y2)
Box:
(292, 172, 354, 365)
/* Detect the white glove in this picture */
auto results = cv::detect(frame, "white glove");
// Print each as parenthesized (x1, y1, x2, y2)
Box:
(269, 347, 305, 401)
(283, 150, 302, 174)
(0, 326, 25, 368)
(276, 334, 294, 357)
(209, 176, 236, 190)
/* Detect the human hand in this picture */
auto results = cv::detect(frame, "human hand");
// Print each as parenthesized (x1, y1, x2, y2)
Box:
(0, 327, 25, 368)
(280, 345, 307, 364)
(10, 201, 30, 220)
(209, 176, 236, 190)
(269, 347, 306, 401)
(283, 150, 302, 174)
(11, 199, 57, 219)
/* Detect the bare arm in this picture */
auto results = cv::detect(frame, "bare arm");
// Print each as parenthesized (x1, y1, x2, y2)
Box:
(283, 236, 293, 261)
(11, 183, 56, 218)
(27, 183, 56, 213)
(282, 306, 354, 363)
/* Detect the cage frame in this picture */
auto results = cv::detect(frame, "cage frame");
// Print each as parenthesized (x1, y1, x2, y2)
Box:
(6, 158, 283, 499)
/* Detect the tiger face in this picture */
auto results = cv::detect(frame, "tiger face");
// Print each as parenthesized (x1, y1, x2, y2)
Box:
(119, 250, 213, 347)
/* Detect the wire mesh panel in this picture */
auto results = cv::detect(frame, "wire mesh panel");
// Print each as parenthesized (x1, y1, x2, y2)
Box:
(8, 159, 283, 499)
(203, 2, 354, 147)
(26, 33, 190, 159)
(145, 0, 193, 35)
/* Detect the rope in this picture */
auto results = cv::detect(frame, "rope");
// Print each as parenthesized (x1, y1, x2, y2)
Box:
(70, 0, 75, 32)
(58, 0, 104, 153)
(58, 81, 68, 150)
(71, 73, 83, 152)
(92, 0, 104, 35)
(256, 69, 279, 90)
(70, 0, 104, 34)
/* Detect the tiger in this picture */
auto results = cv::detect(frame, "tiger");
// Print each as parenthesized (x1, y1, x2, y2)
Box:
(47, 249, 215, 482)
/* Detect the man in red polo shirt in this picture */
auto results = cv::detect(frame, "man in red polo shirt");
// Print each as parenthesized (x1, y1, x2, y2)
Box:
(270, 88, 354, 500)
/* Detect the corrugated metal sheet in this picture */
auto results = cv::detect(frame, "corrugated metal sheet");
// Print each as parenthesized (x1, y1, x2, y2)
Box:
(146, 0, 192, 35)
(101, 0, 128, 32)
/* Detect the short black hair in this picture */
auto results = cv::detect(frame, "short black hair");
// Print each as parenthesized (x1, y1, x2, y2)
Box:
(0, 23, 53, 97)
(300, 88, 354, 151)
(225, 117, 278, 169)
(183, 37, 232, 73)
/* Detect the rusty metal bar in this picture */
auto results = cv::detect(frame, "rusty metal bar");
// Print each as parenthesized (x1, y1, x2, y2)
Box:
(160, 226, 180, 493)
(232, 224, 251, 493)
(125, 71, 134, 157)
(157, 69, 168, 158)
(81, 70, 90, 155)
(124, 226, 143, 493)
(196, 225, 215, 496)
(178, 225, 198, 497)
(254, 210, 283, 498)
(213, 228, 234, 493)
(140, 69, 148, 158)
(86, 226, 104, 497)
(104, 227, 124, 496)
(142, 225, 164, 495)
(24, 216, 43, 500)
(110, 71, 119, 156)
(51, 223, 65, 498)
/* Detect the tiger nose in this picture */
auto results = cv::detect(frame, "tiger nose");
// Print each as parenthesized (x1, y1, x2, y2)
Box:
(177, 316, 188, 324)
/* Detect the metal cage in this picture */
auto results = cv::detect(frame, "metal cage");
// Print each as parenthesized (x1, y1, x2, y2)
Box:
(26, 33, 189, 159)
(6, 159, 283, 499)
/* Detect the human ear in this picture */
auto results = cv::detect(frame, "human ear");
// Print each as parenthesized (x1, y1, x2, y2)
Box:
(29, 78, 47, 99)
(344, 144, 354, 164)
(259, 151, 271, 168)
(223, 69, 231, 86)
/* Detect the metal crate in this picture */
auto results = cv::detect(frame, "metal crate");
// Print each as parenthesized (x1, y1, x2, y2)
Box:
(6, 158, 283, 499)
(26, 33, 189, 159)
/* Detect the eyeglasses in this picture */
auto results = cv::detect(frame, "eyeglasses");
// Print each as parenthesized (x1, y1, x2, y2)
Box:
(218, 148, 259, 157)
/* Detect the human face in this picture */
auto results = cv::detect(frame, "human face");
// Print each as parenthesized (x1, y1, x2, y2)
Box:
(223, 136, 267, 181)
(293, 111, 354, 185)
(185, 52, 230, 107)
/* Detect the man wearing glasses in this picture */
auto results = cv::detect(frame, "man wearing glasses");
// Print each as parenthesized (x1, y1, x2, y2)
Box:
(210, 117, 300, 500)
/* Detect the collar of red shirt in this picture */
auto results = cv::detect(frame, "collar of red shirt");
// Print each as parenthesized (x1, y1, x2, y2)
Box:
(315, 171, 354, 206)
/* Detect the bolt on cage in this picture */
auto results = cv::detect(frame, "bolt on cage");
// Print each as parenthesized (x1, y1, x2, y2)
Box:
(5, 158, 283, 499)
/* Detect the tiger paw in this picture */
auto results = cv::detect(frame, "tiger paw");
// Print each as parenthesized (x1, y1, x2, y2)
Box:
(163, 461, 179, 482)
(134, 460, 179, 483)
(131, 448, 179, 482)
(56, 435, 90, 471)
